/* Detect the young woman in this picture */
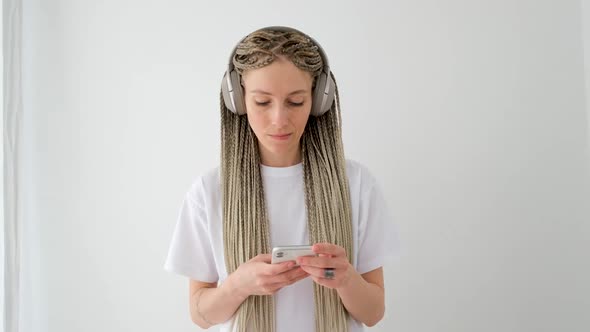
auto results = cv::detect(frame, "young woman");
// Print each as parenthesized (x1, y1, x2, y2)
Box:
(164, 26, 400, 332)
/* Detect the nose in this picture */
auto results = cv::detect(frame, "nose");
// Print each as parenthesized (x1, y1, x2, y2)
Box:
(269, 104, 289, 127)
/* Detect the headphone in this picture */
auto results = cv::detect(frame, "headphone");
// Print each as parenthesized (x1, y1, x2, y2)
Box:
(221, 26, 336, 117)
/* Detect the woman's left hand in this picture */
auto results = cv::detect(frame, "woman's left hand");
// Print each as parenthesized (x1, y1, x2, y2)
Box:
(297, 243, 354, 289)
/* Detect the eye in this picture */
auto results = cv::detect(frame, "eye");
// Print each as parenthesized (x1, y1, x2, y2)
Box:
(254, 101, 304, 107)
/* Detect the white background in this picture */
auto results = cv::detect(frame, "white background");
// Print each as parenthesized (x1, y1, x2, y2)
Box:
(14, 0, 590, 331)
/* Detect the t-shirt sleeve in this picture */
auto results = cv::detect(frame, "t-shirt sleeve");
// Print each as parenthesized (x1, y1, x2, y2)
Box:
(163, 177, 219, 283)
(356, 170, 401, 275)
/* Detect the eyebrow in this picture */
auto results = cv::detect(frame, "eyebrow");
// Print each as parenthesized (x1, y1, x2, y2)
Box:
(249, 89, 307, 96)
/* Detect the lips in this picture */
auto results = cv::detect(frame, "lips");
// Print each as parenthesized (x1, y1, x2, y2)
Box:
(269, 133, 292, 140)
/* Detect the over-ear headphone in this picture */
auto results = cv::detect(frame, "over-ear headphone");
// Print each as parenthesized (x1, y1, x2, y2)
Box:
(221, 26, 336, 117)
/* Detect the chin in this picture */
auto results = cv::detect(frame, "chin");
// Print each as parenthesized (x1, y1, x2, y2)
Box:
(262, 142, 294, 154)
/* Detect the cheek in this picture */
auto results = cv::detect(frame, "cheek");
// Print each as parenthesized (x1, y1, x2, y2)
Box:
(295, 112, 311, 133)
(246, 112, 267, 135)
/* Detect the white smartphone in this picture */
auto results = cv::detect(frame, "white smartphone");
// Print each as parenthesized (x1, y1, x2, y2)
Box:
(271, 245, 316, 265)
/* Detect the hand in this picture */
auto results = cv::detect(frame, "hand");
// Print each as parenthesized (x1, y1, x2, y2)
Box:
(297, 243, 353, 289)
(227, 254, 309, 299)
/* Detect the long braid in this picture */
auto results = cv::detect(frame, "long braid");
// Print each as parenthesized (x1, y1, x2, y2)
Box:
(221, 95, 274, 331)
(302, 71, 353, 332)
(221, 29, 352, 332)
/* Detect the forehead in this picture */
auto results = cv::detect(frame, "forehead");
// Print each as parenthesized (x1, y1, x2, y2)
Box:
(242, 57, 312, 95)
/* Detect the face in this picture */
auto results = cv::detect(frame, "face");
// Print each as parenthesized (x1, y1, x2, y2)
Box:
(241, 56, 313, 167)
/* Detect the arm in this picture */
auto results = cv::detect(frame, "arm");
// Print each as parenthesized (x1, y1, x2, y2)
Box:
(188, 254, 309, 329)
(297, 243, 386, 327)
(189, 279, 247, 329)
(336, 267, 385, 327)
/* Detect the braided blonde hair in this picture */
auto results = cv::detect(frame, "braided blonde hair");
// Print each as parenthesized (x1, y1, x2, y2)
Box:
(220, 28, 353, 332)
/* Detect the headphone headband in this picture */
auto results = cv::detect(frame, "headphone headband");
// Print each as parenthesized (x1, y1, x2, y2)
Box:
(226, 26, 330, 73)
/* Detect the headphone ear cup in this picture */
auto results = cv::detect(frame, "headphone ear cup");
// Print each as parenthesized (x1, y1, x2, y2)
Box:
(311, 73, 326, 117)
(229, 70, 246, 115)
(221, 71, 236, 113)
(221, 69, 246, 115)
(323, 73, 336, 114)
(311, 71, 336, 117)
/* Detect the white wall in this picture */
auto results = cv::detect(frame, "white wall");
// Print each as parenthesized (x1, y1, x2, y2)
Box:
(584, 0, 590, 147)
(1, 4, 4, 331)
(21, 0, 590, 331)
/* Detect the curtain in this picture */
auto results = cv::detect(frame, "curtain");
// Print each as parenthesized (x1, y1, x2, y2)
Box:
(3, 0, 23, 332)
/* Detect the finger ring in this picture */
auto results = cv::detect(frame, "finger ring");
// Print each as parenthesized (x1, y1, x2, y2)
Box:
(324, 268, 335, 279)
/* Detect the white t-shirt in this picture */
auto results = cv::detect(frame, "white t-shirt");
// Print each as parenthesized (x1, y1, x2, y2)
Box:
(164, 158, 400, 332)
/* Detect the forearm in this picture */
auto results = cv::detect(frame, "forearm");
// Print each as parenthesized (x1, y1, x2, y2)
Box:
(336, 269, 385, 327)
(190, 277, 247, 328)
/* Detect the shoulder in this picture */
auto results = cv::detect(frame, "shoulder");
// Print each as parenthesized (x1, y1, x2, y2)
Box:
(345, 158, 378, 192)
(185, 165, 221, 206)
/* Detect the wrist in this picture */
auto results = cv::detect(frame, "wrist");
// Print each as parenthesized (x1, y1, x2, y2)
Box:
(337, 263, 358, 290)
(222, 272, 249, 301)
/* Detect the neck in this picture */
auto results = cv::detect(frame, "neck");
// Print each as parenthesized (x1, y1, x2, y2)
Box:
(259, 146, 302, 167)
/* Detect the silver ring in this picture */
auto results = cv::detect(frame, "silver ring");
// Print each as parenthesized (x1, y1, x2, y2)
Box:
(324, 268, 335, 279)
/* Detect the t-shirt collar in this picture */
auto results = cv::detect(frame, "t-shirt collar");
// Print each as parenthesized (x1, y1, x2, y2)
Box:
(260, 162, 303, 177)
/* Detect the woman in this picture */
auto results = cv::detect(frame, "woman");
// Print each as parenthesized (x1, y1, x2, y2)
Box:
(164, 26, 400, 332)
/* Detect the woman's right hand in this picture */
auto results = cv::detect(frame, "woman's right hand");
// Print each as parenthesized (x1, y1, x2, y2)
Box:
(227, 254, 309, 299)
